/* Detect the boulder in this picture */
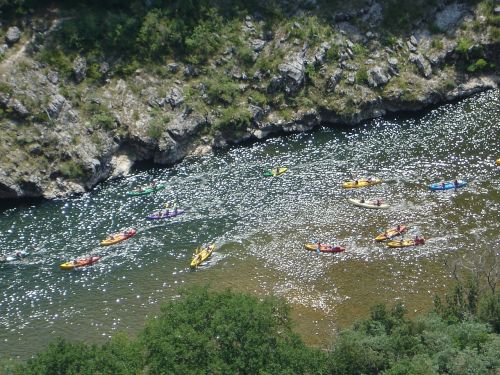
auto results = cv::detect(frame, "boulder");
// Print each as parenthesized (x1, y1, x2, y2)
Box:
(409, 53, 432, 78)
(8, 98, 29, 117)
(367, 66, 390, 87)
(276, 52, 305, 94)
(407, 40, 417, 52)
(46, 71, 59, 84)
(72, 56, 87, 83)
(5, 26, 21, 45)
(250, 39, 266, 52)
(326, 69, 343, 92)
(165, 87, 184, 108)
(168, 63, 180, 73)
(47, 94, 66, 118)
(434, 3, 468, 31)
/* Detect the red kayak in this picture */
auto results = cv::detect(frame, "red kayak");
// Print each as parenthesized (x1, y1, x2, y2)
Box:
(60, 256, 101, 270)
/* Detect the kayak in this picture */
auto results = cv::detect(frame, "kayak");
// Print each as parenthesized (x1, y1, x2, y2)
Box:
(375, 225, 408, 241)
(348, 198, 389, 209)
(304, 243, 346, 253)
(190, 244, 215, 268)
(0, 251, 29, 263)
(146, 209, 185, 220)
(60, 256, 100, 270)
(342, 178, 382, 189)
(496, 158, 500, 166)
(428, 180, 467, 191)
(126, 184, 165, 196)
(387, 238, 425, 248)
(100, 229, 137, 246)
(263, 167, 288, 177)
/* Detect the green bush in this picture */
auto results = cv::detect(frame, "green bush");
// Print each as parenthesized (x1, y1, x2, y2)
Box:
(455, 37, 473, 55)
(235, 44, 255, 66)
(205, 77, 240, 105)
(59, 160, 84, 179)
(213, 106, 252, 135)
(91, 111, 115, 131)
(147, 115, 170, 140)
(355, 67, 368, 84)
(467, 58, 489, 72)
(325, 44, 340, 62)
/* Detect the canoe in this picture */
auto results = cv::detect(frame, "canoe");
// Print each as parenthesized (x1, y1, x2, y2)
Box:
(0, 251, 29, 263)
(387, 238, 425, 248)
(190, 244, 215, 268)
(100, 229, 137, 246)
(126, 184, 165, 196)
(304, 243, 346, 253)
(263, 167, 288, 177)
(428, 180, 466, 191)
(146, 209, 185, 220)
(375, 225, 408, 241)
(60, 256, 100, 270)
(342, 178, 382, 189)
(348, 198, 389, 209)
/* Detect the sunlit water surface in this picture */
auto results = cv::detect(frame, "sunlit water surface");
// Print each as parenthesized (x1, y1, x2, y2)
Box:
(0, 90, 499, 358)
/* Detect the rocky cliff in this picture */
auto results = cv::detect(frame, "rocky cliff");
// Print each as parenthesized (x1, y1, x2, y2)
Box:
(0, 0, 498, 199)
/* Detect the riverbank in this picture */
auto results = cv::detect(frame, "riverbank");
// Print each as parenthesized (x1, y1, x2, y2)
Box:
(0, 0, 498, 199)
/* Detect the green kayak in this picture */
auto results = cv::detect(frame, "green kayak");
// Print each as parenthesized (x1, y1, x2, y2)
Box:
(126, 184, 165, 196)
(263, 167, 288, 177)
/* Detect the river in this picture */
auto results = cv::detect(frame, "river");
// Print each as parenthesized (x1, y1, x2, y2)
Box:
(0, 90, 498, 358)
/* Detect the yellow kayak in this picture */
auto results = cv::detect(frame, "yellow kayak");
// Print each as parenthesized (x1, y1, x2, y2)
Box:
(100, 229, 137, 246)
(375, 225, 408, 241)
(496, 158, 500, 166)
(342, 178, 382, 189)
(190, 244, 215, 268)
(387, 238, 425, 248)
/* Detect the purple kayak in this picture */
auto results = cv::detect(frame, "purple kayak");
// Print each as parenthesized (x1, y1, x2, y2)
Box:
(146, 209, 185, 220)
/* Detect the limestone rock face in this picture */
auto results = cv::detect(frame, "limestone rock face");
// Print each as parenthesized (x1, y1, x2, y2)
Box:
(73, 56, 87, 83)
(5, 26, 21, 44)
(410, 54, 432, 78)
(367, 66, 389, 88)
(276, 52, 306, 94)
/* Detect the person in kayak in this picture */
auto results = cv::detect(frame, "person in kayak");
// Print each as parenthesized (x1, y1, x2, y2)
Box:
(376, 199, 381, 206)
(360, 197, 365, 203)
(454, 179, 459, 188)
(316, 241, 321, 253)
(354, 180, 359, 185)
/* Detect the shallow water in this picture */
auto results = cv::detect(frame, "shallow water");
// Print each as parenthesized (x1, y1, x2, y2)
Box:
(0, 90, 499, 358)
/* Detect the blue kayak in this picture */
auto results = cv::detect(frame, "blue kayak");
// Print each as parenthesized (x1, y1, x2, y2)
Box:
(429, 180, 467, 191)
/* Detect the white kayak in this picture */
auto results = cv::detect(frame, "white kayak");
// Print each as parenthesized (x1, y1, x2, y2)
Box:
(348, 198, 389, 209)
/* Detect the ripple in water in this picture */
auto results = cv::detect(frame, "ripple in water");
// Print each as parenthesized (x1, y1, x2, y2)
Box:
(0, 90, 499, 356)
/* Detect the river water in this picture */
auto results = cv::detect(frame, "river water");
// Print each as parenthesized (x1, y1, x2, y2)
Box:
(0, 90, 499, 358)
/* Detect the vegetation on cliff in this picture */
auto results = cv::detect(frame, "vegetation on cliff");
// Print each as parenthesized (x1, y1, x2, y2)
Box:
(0, 0, 498, 198)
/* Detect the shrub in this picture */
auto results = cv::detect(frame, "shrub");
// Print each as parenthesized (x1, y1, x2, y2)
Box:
(213, 106, 252, 135)
(325, 44, 340, 62)
(355, 67, 368, 84)
(467, 58, 489, 72)
(352, 43, 368, 56)
(205, 77, 239, 105)
(455, 37, 473, 55)
(235, 44, 255, 66)
(59, 160, 84, 179)
(91, 112, 115, 131)
(147, 115, 169, 140)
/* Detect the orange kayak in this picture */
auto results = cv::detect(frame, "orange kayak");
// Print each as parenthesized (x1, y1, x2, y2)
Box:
(100, 229, 137, 246)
